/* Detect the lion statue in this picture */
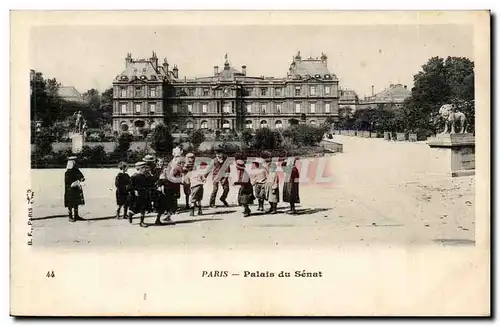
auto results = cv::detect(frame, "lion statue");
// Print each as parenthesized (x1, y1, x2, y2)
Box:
(438, 104, 467, 134)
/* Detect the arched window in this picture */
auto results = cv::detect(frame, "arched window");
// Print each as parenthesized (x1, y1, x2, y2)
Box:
(186, 121, 194, 129)
(260, 120, 268, 128)
(172, 124, 179, 132)
(310, 120, 316, 126)
(150, 122, 157, 129)
(200, 120, 208, 129)
(245, 120, 253, 129)
(275, 120, 283, 129)
(120, 122, 129, 132)
(134, 120, 145, 128)
(222, 120, 230, 129)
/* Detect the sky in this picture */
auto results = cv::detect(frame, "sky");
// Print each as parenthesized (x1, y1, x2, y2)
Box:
(30, 24, 473, 98)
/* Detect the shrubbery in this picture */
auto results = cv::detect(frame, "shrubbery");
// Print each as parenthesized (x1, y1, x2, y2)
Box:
(31, 123, 331, 168)
(282, 124, 326, 146)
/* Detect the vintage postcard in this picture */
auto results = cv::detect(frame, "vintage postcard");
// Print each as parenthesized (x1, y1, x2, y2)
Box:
(11, 10, 490, 316)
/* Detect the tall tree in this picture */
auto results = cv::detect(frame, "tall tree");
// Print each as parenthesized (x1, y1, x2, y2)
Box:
(30, 71, 63, 128)
(405, 56, 474, 132)
(100, 87, 114, 124)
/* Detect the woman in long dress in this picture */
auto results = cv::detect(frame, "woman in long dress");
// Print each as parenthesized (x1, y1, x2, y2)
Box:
(282, 158, 300, 214)
(64, 156, 85, 222)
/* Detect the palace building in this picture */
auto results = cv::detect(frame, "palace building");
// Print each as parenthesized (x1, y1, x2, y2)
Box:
(112, 51, 340, 135)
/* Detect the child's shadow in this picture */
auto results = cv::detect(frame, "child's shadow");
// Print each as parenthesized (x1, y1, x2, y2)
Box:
(289, 208, 332, 215)
(144, 217, 224, 227)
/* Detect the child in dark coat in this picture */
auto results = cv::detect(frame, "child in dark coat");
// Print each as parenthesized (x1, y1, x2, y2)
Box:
(127, 161, 149, 227)
(115, 161, 131, 219)
(234, 160, 255, 217)
(64, 156, 85, 222)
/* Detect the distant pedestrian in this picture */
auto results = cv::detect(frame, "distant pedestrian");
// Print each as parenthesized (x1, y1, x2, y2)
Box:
(127, 161, 149, 227)
(249, 159, 268, 211)
(234, 160, 255, 217)
(282, 158, 300, 214)
(114, 161, 131, 219)
(208, 150, 230, 208)
(264, 162, 279, 214)
(64, 156, 85, 222)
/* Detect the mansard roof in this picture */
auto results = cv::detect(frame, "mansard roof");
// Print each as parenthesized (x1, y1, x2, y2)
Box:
(367, 83, 411, 102)
(115, 52, 170, 82)
(287, 52, 337, 81)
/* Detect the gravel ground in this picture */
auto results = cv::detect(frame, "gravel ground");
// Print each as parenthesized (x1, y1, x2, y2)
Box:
(30, 136, 475, 248)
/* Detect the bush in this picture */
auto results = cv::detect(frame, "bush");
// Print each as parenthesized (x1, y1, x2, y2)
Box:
(188, 129, 205, 151)
(240, 129, 254, 147)
(150, 124, 174, 156)
(283, 125, 326, 146)
(34, 129, 55, 156)
(79, 145, 107, 167)
(253, 128, 283, 150)
(217, 141, 241, 155)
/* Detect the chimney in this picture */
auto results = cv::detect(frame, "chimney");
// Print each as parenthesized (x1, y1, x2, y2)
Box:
(404, 85, 407, 89)
(371, 85, 374, 96)
(125, 53, 132, 67)
(162, 58, 169, 72)
(150, 51, 158, 70)
(389, 84, 394, 88)
(173, 65, 179, 79)
(241, 65, 247, 76)
(320, 52, 328, 64)
(214, 65, 219, 75)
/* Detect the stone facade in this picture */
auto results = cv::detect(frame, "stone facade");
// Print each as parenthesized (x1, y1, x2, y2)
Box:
(112, 51, 340, 135)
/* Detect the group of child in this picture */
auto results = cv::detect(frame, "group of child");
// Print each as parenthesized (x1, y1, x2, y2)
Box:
(113, 147, 301, 227)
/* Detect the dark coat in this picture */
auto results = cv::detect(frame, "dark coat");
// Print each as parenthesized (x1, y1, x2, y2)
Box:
(235, 170, 255, 205)
(156, 165, 182, 213)
(115, 172, 131, 206)
(282, 166, 300, 204)
(127, 172, 149, 214)
(64, 168, 85, 208)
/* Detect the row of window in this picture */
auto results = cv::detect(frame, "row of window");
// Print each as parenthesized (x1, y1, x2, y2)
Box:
(169, 102, 333, 114)
(178, 85, 332, 97)
(119, 87, 158, 98)
(117, 85, 333, 98)
(168, 119, 314, 130)
(119, 102, 158, 114)
(246, 102, 332, 114)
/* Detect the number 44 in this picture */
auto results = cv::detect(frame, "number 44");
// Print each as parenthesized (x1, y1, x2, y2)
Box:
(46, 271, 55, 278)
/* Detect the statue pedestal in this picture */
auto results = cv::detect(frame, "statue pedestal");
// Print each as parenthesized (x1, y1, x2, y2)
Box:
(427, 133, 475, 177)
(72, 133, 85, 154)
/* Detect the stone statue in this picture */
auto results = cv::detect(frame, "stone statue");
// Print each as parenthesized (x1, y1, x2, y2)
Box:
(73, 111, 86, 134)
(438, 104, 467, 134)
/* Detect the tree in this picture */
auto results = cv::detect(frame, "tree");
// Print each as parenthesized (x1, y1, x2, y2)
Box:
(187, 129, 205, 151)
(150, 124, 174, 156)
(404, 56, 474, 133)
(30, 71, 63, 128)
(99, 87, 114, 128)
